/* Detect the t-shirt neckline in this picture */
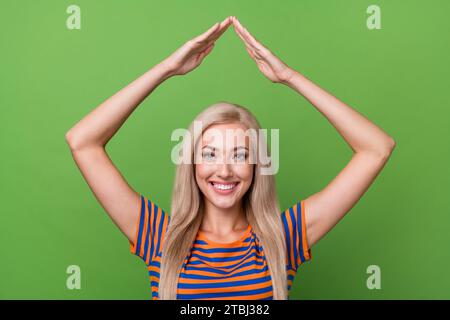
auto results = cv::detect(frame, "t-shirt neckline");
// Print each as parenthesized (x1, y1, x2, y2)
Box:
(197, 224, 252, 247)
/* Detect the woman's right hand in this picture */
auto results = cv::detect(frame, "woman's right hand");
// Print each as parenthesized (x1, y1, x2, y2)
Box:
(161, 17, 232, 77)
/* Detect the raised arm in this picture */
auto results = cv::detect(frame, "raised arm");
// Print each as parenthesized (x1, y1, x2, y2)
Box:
(232, 16, 396, 247)
(65, 17, 232, 242)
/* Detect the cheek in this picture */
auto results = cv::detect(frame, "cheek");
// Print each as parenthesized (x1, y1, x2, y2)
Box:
(234, 164, 254, 183)
(195, 164, 213, 184)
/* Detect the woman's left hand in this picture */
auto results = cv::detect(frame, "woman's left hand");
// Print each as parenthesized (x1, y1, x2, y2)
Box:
(231, 16, 295, 84)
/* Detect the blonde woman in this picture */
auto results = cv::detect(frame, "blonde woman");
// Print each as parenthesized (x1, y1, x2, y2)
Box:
(66, 16, 396, 300)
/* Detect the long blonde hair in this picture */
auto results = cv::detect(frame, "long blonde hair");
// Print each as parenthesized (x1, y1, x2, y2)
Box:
(158, 102, 287, 299)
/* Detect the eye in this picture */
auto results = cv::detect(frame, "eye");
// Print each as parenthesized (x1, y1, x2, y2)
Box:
(202, 152, 215, 160)
(234, 153, 247, 161)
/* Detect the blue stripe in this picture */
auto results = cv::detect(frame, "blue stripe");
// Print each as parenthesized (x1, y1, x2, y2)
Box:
(180, 266, 269, 280)
(184, 259, 265, 274)
(144, 214, 150, 261)
(189, 249, 255, 263)
(297, 202, 306, 263)
(178, 276, 272, 289)
(149, 202, 158, 262)
(194, 239, 209, 245)
(134, 195, 146, 256)
(289, 206, 299, 268)
(189, 260, 264, 272)
(282, 211, 292, 267)
(192, 246, 251, 254)
(193, 235, 252, 246)
(142, 200, 152, 262)
(188, 252, 264, 269)
(155, 209, 165, 256)
(176, 285, 272, 299)
(149, 270, 160, 278)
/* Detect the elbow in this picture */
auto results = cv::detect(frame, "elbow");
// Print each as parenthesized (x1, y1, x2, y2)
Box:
(65, 129, 104, 152)
(65, 129, 77, 151)
(65, 129, 85, 152)
(363, 136, 396, 160)
(385, 136, 396, 153)
(388, 136, 396, 151)
(377, 136, 396, 160)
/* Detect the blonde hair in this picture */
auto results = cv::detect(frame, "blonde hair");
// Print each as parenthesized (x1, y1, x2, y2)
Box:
(158, 102, 287, 299)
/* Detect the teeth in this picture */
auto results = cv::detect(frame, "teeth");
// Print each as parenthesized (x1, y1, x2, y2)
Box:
(212, 183, 237, 190)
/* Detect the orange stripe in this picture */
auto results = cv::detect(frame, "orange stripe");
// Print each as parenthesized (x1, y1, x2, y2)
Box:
(301, 200, 311, 260)
(188, 247, 261, 264)
(138, 198, 149, 258)
(146, 200, 155, 261)
(149, 205, 162, 264)
(285, 208, 296, 268)
(178, 271, 270, 284)
(295, 203, 301, 265)
(190, 248, 254, 259)
(153, 207, 162, 250)
(182, 264, 267, 278)
(148, 264, 160, 273)
(292, 203, 301, 267)
(177, 279, 272, 295)
(195, 291, 272, 300)
(187, 257, 266, 269)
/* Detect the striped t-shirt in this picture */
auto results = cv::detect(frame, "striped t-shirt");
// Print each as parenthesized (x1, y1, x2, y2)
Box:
(129, 195, 312, 300)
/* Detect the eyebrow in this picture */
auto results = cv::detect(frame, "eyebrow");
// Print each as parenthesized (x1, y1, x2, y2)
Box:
(202, 145, 249, 152)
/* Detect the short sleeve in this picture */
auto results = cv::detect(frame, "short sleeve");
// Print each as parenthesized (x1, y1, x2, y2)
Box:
(129, 195, 169, 265)
(281, 200, 312, 272)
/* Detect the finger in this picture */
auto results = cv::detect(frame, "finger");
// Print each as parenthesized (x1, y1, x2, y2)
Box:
(195, 22, 220, 43)
(231, 20, 260, 60)
(234, 27, 261, 61)
(197, 43, 215, 61)
(233, 18, 265, 51)
(232, 18, 257, 50)
(219, 16, 232, 28)
(245, 46, 258, 60)
(232, 18, 255, 49)
(207, 16, 232, 42)
(232, 21, 248, 44)
(233, 24, 261, 61)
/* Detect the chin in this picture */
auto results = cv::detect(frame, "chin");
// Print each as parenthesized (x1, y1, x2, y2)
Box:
(208, 196, 239, 209)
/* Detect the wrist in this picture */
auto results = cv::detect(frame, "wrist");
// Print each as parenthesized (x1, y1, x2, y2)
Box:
(153, 60, 176, 81)
(279, 68, 296, 86)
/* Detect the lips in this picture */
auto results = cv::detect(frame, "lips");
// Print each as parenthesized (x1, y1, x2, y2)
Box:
(209, 181, 240, 194)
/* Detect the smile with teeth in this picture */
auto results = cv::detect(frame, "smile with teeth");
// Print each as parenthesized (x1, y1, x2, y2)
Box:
(209, 181, 239, 192)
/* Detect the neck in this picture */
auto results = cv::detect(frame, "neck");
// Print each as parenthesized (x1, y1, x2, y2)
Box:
(200, 199, 248, 236)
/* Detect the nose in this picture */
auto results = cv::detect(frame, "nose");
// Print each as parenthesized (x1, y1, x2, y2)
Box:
(217, 162, 233, 179)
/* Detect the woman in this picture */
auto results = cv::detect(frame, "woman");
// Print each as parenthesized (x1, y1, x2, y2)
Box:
(65, 16, 396, 300)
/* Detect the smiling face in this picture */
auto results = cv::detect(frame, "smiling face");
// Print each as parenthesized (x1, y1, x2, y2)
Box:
(195, 122, 254, 210)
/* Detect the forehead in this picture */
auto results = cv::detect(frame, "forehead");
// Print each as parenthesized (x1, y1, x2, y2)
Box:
(201, 122, 249, 147)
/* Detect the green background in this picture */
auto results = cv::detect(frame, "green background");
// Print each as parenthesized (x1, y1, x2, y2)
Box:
(1, 0, 449, 299)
